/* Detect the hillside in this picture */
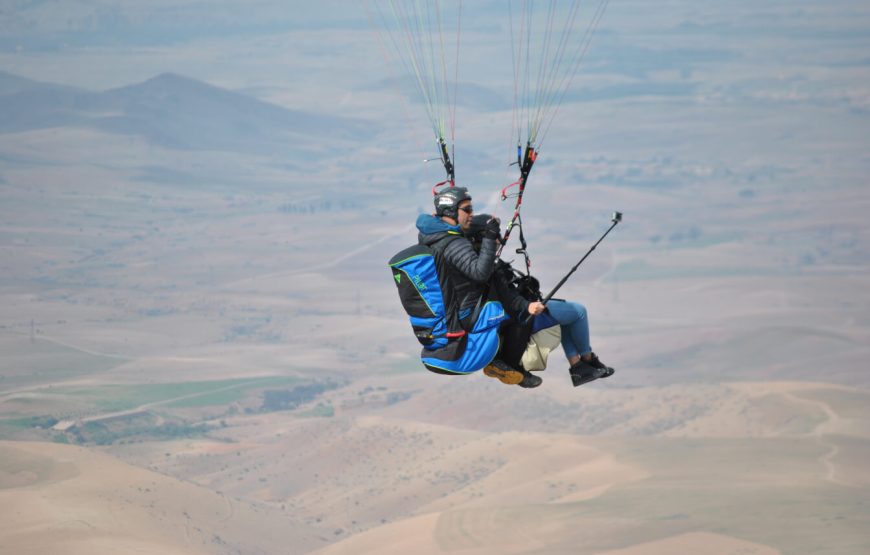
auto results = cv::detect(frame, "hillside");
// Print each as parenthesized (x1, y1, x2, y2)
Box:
(0, 71, 367, 151)
(0, 440, 328, 555)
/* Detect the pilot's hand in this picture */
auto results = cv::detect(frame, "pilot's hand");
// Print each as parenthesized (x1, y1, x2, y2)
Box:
(484, 217, 501, 240)
(527, 301, 546, 316)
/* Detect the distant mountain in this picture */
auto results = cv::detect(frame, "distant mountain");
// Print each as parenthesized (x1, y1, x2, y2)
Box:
(0, 71, 78, 97)
(0, 71, 368, 152)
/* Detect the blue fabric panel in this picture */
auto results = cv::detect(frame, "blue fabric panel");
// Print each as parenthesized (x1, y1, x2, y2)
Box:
(531, 311, 559, 334)
(473, 301, 509, 333)
(421, 302, 508, 374)
(409, 315, 447, 346)
(396, 254, 444, 318)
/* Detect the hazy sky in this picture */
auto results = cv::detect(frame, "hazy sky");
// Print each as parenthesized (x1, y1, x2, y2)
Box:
(4, 1, 867, 110)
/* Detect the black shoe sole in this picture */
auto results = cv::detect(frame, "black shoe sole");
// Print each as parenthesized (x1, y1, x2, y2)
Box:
(571, 367, 614, 387)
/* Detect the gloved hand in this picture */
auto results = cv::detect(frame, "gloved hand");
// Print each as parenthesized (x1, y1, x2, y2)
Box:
(484, 217, 501, 240)
(469, 214, 492, 239)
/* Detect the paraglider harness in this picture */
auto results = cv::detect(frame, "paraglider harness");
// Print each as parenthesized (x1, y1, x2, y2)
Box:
(388, 233, 509, 375)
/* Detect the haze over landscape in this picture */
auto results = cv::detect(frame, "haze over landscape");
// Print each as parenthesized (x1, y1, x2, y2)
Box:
(1, 1, 868, 554)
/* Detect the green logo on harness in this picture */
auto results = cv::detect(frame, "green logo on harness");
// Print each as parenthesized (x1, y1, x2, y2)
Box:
(413, 274, 427, 291)
(394, 273, 402, 284)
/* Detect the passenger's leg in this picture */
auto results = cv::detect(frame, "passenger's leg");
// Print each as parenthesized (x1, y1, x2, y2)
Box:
(545, 300, 591, 362)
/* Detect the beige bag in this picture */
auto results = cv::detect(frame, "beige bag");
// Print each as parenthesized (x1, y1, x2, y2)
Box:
(520, 324, 561, 371)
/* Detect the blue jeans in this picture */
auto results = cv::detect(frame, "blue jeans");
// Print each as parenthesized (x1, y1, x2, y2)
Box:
(546, 300, 591, 359)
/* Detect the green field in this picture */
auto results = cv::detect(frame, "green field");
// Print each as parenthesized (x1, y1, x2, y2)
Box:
(64, 376, 303, 412)
(0, 415, 58, 430)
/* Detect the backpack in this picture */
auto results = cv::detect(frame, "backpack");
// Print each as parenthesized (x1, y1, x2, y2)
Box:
(388, 242, 455, 350)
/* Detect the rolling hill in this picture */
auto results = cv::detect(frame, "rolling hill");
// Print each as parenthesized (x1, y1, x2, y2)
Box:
(0, 71, 368, 152)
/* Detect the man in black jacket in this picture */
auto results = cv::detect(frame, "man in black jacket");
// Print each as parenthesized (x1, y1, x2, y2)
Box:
(415, 186, 545, 388)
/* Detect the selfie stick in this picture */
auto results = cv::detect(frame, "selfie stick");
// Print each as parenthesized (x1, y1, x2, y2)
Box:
(541, 211, 623, 304)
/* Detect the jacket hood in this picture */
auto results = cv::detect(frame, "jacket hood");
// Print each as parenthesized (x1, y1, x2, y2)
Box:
(416, 213, 462, 246)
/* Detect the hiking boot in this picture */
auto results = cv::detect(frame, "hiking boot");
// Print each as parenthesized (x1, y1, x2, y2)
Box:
(569, 354, 614, 387)
(484, 359, 542, 388)
(483, 359, 525, 385)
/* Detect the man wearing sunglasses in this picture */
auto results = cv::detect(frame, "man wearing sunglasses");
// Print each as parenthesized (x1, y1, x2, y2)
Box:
(415, 186, 545, 388)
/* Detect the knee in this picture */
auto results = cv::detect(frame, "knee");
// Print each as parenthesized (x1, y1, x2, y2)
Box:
(572, 302, 587, 320)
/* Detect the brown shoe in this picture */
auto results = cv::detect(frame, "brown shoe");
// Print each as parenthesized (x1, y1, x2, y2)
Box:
(483, 359, 525, 385)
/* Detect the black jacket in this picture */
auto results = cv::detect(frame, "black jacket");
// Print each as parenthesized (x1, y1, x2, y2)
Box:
(415, 214, 529, 321)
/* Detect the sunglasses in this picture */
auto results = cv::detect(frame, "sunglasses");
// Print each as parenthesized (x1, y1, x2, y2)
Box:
(459, 205, 474, 214)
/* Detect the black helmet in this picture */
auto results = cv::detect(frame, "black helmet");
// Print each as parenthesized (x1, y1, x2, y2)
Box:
(434, 186, 472, 219)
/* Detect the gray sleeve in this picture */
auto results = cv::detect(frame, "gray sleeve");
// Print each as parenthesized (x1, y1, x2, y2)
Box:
(442, 235, 497, 283)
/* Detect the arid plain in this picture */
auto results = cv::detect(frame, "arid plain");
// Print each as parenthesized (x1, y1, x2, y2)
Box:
(2, 1, 870, 554)
(2, 137, 868, 553)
